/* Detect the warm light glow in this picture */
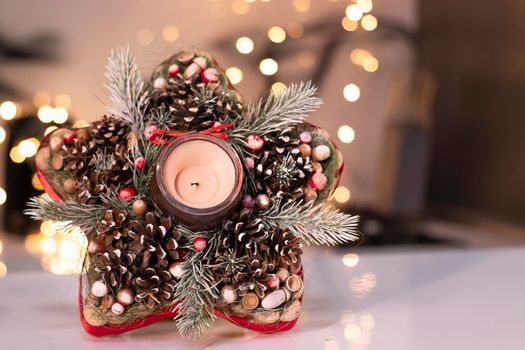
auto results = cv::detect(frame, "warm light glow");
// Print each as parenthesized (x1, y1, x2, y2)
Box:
(25, 233, 42, 254)
(38, 105, 55, 123)
(136, 28, 154, 45)
(232, 0, 250, 14)
(32, 173, 44, 191)
(350, 48, 372, 65)
(40, 237, 57, 255)
(0, 101, 17, 120)
(343, 253, 359, 267)
(293, 0, 311, 13)
(41, 221, 56, 237)
(54, 93, 71, 109)
(33, 91, 50, 107)
(0, 126, 6, 144)
(338, 125, 356, 143)
(343, 84, 360, 102)
(162, 25, 180, 42)
(350, 272, 377, 296)
(333, 186, 351, 203)
(344, 324, 362, 340)
(0, 187, 6, 205)
(346, 5, 363, 21)
(44, 126, 58, 136)
(362, 56, 379, 72)
(226, 67, 243, 84)
(271, 82, 287, 95)
(259, 58, 278, 75)
(0, 261, 6, 278)
(244, 0, 256, 3)
(73, 120, 90, 128)
(287, 21, 304, 38)
(297, 50, 316, 68)
(53, 106, 69, 124)
(360, 314, 375, 331)
(357, 0, 373, 13)
(48, 258, 68, 275)
(268, 26, 286, 43)
(9, 146, 25, 163)
(342, 17, 358, 31)
(59, 238, 78, 260)
(18, 138, 40, 158)
(361, 14, 378, 31)
(236, 36, 254, 54)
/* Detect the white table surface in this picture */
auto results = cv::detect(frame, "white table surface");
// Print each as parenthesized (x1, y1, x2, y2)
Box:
(0, 245, 524, 350)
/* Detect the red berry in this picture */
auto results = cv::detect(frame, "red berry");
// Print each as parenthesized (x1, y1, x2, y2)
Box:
(168, 64, 180, 76)
(308, 172, 327, 191)
(266, 275, 280, 288)
(245, 134, 264, 153)
(144, 125, 158, 141)
(242, 195, 255, 209)
(177, 249, 188, 260)
(193, 237, 207, 251)
(299, 131, 312, 144)
(134, 157, 145, 170)
(63, 131, 76, 145)
(200, 68, 219, 84)
(119, 187, 136, 201)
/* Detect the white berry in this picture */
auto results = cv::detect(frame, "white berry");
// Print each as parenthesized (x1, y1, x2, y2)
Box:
(91, 280, 108, 297)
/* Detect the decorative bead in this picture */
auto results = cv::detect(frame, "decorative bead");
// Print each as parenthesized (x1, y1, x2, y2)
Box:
(144, 124, 158, 141)
(242, 195, 256, 209)
(117, 288, 135, 305)
(243, 157, 255, 170)
(63, 131, 75, 145)
(193, 237, 207, 251)
(285, 274, 303, 292)
(255, 194, 270, 210)
(266, 274, 280, 288)
(242, 292, 259, 310)
(168, 262, 184, 279)
(304, 186, 317, 202)
(193, 57, 208, 69)
(308, 172, 327, 191)
(153, 77, 168, 92)
(298, 143, 312, 158)
(111, 302, 125, 315)
(311, 160, 323, 173)
(76, 128, 91, 142)
(183, 62, 203, 79)
(119, 187, 136, 201)
(275, 267, 290, 282)
(91, 281, 108, 297)
(63, 178, 76, 194)
(49, 135, 64, 152)
(51, 154, 64, 170)
(168, 64, 180, 76)
(299, 131, 312, 144)
(245, 134, 264, 153)
(200, 68, 219, 84)
(134, 157, 145, 170)
(132, 199, 148, 217)
(88, 239, 105, 255)
(261, 289, 287, 309)
(220, 285, 238, 304)
(312, 145, 331, 161)
(178, 50, 195, 64)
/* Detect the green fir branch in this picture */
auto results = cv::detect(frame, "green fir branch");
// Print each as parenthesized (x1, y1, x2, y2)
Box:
(128, 141, 163, 198)
(262, 197, 361, 246)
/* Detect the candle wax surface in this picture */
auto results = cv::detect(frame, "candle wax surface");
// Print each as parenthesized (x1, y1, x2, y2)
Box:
(163, 139, 237, 209)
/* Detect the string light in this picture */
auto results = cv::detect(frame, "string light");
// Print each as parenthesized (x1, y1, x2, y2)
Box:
(342, 17, 358, 31)
(287, 21, 304, 38)
(226, 67, 243, 84)
(338, 125, 356, 143)
(346, 5, 363, 21)
(259, 58, 278, 75)
(38, 105, 54, 123)
(136, 28, 154, 45)
(0, 126, 6, 144)
(357, 0, 373, 13)
(33, 91, 50, 107)
(53, 106, 69, 124)
(0, 187, 6, 205)
(271, 82, 287, 95)
(293, 0, 311, 13)
(162, 25, 180, 42)
(54, 93, 71, 109)
(268, 26, 286, 43)
(362, 56, 379, 72)
(232, 0, 250, 14)
(343, 253, 359, 267)
(0, 101, 17, 120)
(236, 36, 254, 54)
(343, 84, 360, 102)
(361, 14, 377, 31)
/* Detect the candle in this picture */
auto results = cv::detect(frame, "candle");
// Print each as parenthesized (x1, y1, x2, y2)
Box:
(151, 134, 243, 229)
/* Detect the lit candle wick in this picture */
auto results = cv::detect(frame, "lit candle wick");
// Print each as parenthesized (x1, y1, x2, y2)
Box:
(191, 182, 199, 188)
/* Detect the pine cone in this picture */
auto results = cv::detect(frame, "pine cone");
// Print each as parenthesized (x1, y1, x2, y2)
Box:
(221, 209, 270, 259)
(133, 266, 176, 308)
(60, 138, 97, 179)
(237, 258, 276, 298)
(261, 228, 303, 267)
(92, 115, 130, 149)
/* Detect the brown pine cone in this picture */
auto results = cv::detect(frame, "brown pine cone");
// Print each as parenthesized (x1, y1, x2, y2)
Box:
(237, 258, 276, 298)
(261, 228, 303, 267)
(91, 115, 130, 148)
(133, 266, 176, 308)
(221, 208, 270, 259)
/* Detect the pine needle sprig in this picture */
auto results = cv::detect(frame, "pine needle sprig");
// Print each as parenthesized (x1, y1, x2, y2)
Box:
(25, 195, 106, 232)
(128, 141, 163, 197)
(262, 197, 361, 246)
(105, 45, 148, 131)
(274, 154, 300, 186)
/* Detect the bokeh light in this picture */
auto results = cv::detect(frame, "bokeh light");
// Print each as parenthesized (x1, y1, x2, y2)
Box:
(54, 93, 71, 109)
(343, 84, 360, 102)
(338, 125, 356, 143)
(0, 101, 17, 120)
(236, 36, 254, 54)
(259, 58, 279, 75)
(232, 0, 250, 15)
(287, 21, 304, 38)
(271, 82, 287, 95)
(342, 17, 358, 31)
(32, 173, 44, 191)
(162, 25, 180, 42)
(9, 146, 25, 163)
(0, 126, 6, 144)
(343, 253, 359, 267)
(33, 91, 50, 107)
(346, 5, 363, 21)
(18, 138, 40, 158)
(53, 106, 69, 124)
(293, 0, 311, 13)
(0, 187, 6, 205)
(357, 0, 373, 13)
(361, 14, 378, 31)
(0, 261, 6, 278)
(37, 105, 55, 123)
(268, 26, 286, 43)
(362, 56, 379, 72)
(226, 67, 243, 84)
(334, 186, 352, 203)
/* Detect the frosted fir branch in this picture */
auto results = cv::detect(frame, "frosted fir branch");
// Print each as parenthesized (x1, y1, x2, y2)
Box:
(24, 195, 106, 232)
(262, 198, 361, 246)
(105, 45, 148, 130)
(128, 141, 163, 197)
(273, 153, 300, 186)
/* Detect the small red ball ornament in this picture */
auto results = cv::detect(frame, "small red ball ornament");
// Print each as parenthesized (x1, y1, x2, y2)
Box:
(193, 237, 207, 251)
(63, 132, 76, 145)
(168, 64, 180, 76)
(211, 121, 222, 128)
(245, 134, 264, 153)
(134, 157, 145, 170)
(144, 125, 158, 141)
(266, 275, 280, 288)
(200, 68, 219, 84)
(119, 187, 137, 201)
(308, 172, 327, 191)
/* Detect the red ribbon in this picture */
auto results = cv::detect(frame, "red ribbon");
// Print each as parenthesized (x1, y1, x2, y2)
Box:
(148, 123, 234, 145)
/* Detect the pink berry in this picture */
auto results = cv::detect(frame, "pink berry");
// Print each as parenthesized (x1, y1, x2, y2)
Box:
(119, 187, 137, 201)
(144, 125, 158, 141)
(211, 121, 222, 128)
(177, 249, 188, 260)
(134, 157, 145, 170)
(243, 157, 255, 170)
(266, 275, 280, 288)
(200, 68, 219, 84)
(63, 132, 75, 145)
(299, 131, 312, 144)
(245, 134, 264, 153)
(193, 237, 207, 251)
(242, 195, 255, 209)
(308, 172, 327, 191)
(168, 64, 180, 76)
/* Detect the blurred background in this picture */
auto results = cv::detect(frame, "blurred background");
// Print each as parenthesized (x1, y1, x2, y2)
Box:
(0, 0, 524, 278)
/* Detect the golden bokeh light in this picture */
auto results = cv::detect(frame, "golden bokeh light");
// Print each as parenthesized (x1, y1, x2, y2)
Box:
(344, 324, 362, 341)
(41, 221, 56, 237)
(268, 26, 286, 43)
(44, 126, 58, 136)
(271, 82, 287, 95)
(53, 106, 69, 124)
(342, 17, 358, 31)
(0, 126, 6, 144)
(232, 0, 250, 14)
(259, 58, 279, 75)
(162, 25, 180, 42)
(236, 36, 254, 54)
(136, 28, 154, 46)
(9, 146, 25, 163)
(350, 48, 371, 65)
(293, 0, 311, 13)
(37, 105, 54, 123)
(362, 56, 379, 72)
(287, 21, 304, 39)
(0, 261, 6, 278)
(297, 50, 316, 68)
(32, 173, 44, 191)
(0, 187, 6, 205)
(33, 91, 50, 107)
(357, 0, 373, 13)
(0, 101, 17, 120)
(338, 125, 356, 143)
(54, 93, 71, 109)
(40, 237, 57, 255)
(226, 67, 243, 84)
(343, 83, 360, 102)
(361, 14, 378, 31)
(346, 4, 363, 21)
(18, 138, 40, 158)
(0, 240, 2, 256)
(334, 186, 352, 203)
